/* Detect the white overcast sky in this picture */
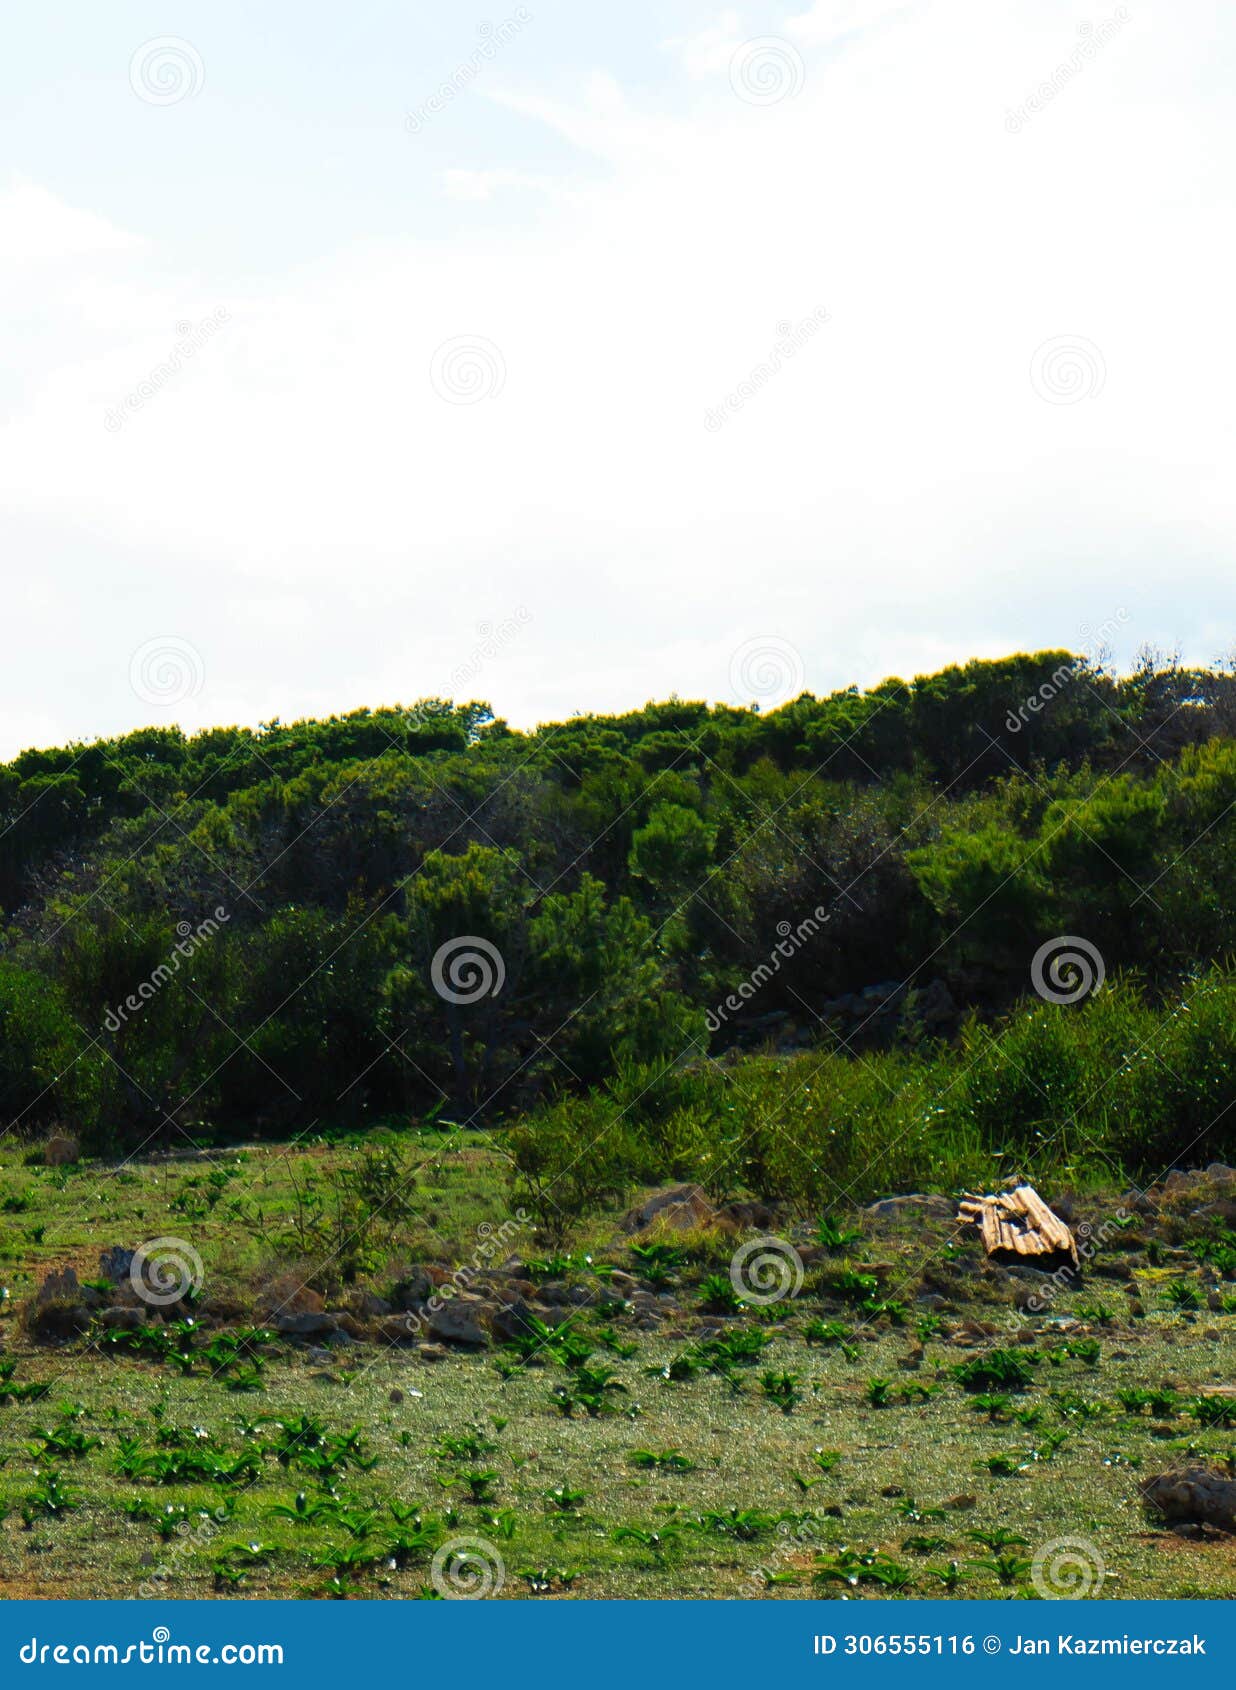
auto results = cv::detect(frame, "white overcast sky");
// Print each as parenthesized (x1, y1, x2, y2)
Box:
(1, 0, 1234, 758)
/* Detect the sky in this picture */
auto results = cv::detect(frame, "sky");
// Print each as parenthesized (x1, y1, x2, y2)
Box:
(2, 0, 1235, 758)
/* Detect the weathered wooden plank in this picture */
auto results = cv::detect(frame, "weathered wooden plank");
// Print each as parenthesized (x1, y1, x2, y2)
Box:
(958, 1183, 1078, 1268)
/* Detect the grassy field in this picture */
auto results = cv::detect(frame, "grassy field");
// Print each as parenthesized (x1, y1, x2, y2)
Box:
(1, 1133, 1234, 1601)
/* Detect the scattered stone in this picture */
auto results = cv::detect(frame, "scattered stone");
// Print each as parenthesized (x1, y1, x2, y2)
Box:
(376, 1314, 421, 1346)
(389, 1388, 404, 1405)
(99, 1307, 145, 1331)
(622, 1183, 718, 1235)
(426, 1298, 491, 1346)
(1141, 1466, 1236, 1531)
(418, 1343, 449, 1362)
(257, 1276, 325, 1319)
(880, 1484, 904, 1498)
(944, 1494, 977, 1511)
(867, 1194, 954, 1220)
(37, 1268, 80, 1305)
(274, 1312, 338, 1337)
(391, 1268, 435, 1309)
(355, 1292, 392, 1318)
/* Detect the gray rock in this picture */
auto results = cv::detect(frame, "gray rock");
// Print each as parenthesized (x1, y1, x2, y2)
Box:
(867, 1194, 954, 1220)
(37, 1267, 80, 1304)
(99, 1247, 136, 1286)
(622, 1183, 717, 1235)
(426, 1298, 491, 1346)
(275, 1312, 338, 1337)
(392, 1268, 435, 1310)
(99, 1306, 145, 1331)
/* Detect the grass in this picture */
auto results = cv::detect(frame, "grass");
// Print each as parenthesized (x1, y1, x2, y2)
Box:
(1, 1136, 1235, 1599)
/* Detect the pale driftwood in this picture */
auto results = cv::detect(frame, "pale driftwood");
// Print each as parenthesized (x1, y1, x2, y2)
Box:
(957, 1183, 1078, 1269)
(1141, 1467, 1236, 1532)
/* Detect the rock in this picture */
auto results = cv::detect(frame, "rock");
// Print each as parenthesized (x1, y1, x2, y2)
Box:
(418, 1343, 449, 1362)
(391, 1268, 435, 1310)
(99, 1306, 145, 1331)
(376, 1314, 422, 1346)
(866, 1194, 953, 1220)
(489, 1297, 541, 1342)
(622, 1183, 718, 1235)
(1141, 1466, 1236, 1531)
(426, 1298, 491, 1346)
(37, 1268, 80, 1305)
(719, 1199, 780, 1231)
(257, 1276, 325, 1318)
(356, 1292, 392, 1318)
(389, 1388, 404, 1404)
(917, 978, 957, 1028)
(43, 1134, 80, 1166)
(944, 1494, 977, 1511)
(275, 1312, 338, 1337)
(97, 1247, 136, 1286)
(29, 1296, 90, 1340)
(880, 1484, 905, 1498)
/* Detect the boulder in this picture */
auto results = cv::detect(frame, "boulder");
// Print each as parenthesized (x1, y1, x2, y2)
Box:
(622, 1183, 717, 1235)
(99, 1247, 136, 1285)
(99, 1306, 145, 1331)
(275, 1312, 338, 1337)
(37, 1267, 80, 1305)
(256, 1275, 324, 1318)
(1141, 1466, 1236, 1531)
(375, 1313, 422, 1346)
(391, 1268, 435, 1310)
(426, 1297, 492, 1346)
(489, 1297, 542, 1342)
